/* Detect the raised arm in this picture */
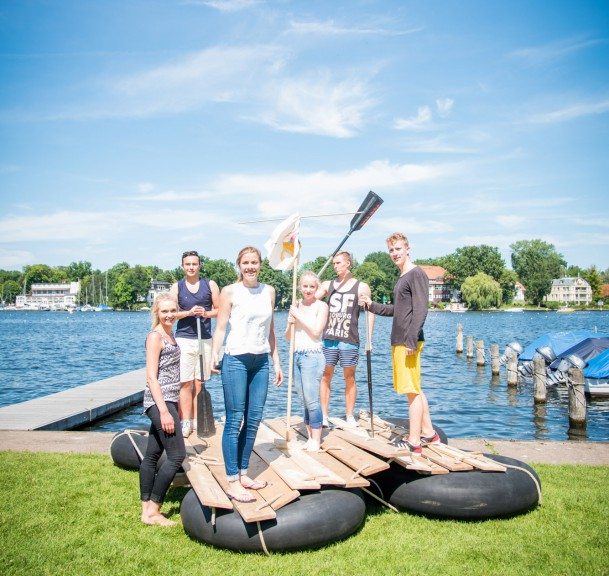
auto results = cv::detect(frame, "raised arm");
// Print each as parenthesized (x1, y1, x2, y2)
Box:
(315, 280, 330, 301)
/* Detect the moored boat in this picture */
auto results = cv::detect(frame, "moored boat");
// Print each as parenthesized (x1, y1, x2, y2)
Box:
(584, 349, 609, 396)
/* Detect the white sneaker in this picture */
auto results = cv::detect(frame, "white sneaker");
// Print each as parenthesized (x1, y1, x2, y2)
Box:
(322, 415, 330, 428)
(181, 420, 192, 437)
(345, 415, 358, 427)
(192, 419, 198, 431)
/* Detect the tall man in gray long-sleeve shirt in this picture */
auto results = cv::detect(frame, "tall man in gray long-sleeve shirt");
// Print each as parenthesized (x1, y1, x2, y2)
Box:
(359, 232, 440, 454)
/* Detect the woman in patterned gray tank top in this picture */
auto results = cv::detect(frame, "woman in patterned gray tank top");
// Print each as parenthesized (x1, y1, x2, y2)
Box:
(139, 293, 186, 527)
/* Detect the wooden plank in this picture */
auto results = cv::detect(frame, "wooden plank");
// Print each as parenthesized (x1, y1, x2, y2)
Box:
(321, 431, 389, 476)
(187, 427, 281, 522)
(257, 423, 345, 486)
(392, 453, 450, 475)
(264, 418, 370, 489)
(421, 445, 474, 472)
(428, 444, 507, 472)
(253, 425, 322, 490)
(245, 456, 301, 511)
(388, 452, 437, 474)
(182, 457, 233, 510)
(330, 425, 411, 459)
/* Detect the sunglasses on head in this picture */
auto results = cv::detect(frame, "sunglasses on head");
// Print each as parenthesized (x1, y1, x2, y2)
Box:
(182, 251, 199, 259)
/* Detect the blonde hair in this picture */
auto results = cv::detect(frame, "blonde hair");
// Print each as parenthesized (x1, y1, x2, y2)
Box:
(299, 270, 320, 288)
(386, 232, 409, 246)
(150, 292, 178, 329)
(236, 246, 262, 281)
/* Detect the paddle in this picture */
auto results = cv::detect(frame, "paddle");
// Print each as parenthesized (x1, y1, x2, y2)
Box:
(317, 191, 383, 277)
(364, 307, 375, 438)
(196, 317, 215, 438)
(275, 252, 299, 449)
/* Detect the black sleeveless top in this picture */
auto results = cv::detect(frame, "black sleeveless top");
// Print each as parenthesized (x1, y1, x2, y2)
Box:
(175, 278, 213, 339)
(323, 280, 361, 345)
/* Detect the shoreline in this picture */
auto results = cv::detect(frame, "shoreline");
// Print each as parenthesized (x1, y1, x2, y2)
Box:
(1, 430, 608, 466)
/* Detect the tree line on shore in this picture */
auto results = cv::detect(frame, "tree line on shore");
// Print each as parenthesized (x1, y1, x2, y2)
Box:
(1, 239, 608, 310)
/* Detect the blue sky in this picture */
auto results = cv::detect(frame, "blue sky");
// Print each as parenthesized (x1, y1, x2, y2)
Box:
(1, 0, 608, 273)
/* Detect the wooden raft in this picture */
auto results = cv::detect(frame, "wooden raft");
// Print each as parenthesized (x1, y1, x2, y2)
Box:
(180, 412, 506, 525)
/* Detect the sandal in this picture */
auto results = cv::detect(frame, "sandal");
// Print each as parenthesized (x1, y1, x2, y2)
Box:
(226, 490, 256, 503)
(240, 478, 267, 490)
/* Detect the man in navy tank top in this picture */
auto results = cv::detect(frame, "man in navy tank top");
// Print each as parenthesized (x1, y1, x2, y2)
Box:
(169, 250, 220, 437)
(316, 251, 374, 427)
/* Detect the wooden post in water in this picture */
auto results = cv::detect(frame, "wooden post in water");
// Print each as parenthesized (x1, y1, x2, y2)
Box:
(506, 350, 518, 387)
(456, 323, 463, 354)
(491, 344, 500, 375)
(476, 340, 485, 366)
(533, 355, 547, 403)
(568, 367, 587, 429)
(466, 336, 474, 360)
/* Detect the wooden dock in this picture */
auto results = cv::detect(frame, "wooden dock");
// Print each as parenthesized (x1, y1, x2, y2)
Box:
(0, 368, 145, 431)
(181, 412, 506, 524)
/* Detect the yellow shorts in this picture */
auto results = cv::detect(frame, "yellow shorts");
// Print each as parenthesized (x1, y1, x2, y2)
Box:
(391, 342, 424, 395)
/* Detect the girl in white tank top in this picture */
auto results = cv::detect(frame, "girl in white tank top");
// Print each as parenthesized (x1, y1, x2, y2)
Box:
(285, 271, 329, 451)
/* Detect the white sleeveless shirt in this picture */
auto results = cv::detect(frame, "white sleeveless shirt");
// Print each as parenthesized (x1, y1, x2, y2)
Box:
(293, 300, 324, 352)
(225, 283, 273, 355)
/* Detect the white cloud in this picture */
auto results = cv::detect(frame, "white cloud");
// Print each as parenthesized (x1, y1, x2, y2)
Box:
(0, 248, 33, 269)
(187, 0, 262, 12)
(510, 36, 607, 65)
(496, 215, 527, 229)
(137, 183, 155, 194)
(48, 45, 287, 120)
(393, 106, 432, 131)
(531, 99, 609, 124)
(256, 72, 376, 137)
(287, 19, 421, 37)
(400, 137, 477, 154)
(0, 212, 114, 243)
(436, 98, 454, 117)
(214, 160, 446, 209)
(573, 217, 609, 228)
(45, 45, 378, 139)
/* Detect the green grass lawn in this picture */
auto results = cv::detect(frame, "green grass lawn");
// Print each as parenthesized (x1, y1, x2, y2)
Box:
(1, 452, 608, 576)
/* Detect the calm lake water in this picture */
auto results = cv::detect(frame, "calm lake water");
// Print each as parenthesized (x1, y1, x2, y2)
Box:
(1, 309, 608, 441)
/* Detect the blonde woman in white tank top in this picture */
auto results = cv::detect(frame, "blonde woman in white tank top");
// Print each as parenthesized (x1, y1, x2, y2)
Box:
(211, 247, 284, 503)
(285, 271, 329, 452)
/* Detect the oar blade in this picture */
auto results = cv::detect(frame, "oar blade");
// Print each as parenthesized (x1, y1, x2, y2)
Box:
(349, 191, 383, 232)
(197, 387, 216, 438)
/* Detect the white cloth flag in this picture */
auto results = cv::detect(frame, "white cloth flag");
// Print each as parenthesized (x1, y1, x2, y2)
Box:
(264, 212, 300, 271)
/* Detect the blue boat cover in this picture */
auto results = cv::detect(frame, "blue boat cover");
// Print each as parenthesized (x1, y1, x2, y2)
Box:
(519, 330, 609, 362)
(584, 348, 609, 379)
(548, 337, 609, 369)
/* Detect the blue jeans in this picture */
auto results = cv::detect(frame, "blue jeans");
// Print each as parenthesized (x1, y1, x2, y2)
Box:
(221, 353, 269, 480)
(294, 350, 324, 429)
(139, 402, 186, 504)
